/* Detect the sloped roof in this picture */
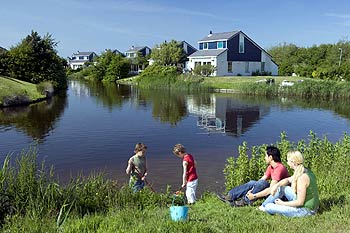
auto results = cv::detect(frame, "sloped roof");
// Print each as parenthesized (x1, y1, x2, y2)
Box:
(198, 31, 239, 42)
(72, 51, 95, 56)
(125, 46, 149, 53)
(188, 49, 227, 57)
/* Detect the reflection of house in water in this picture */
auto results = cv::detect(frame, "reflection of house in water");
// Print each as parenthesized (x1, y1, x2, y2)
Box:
(70, 81, 91, 97)
(187, 95, 270, 136)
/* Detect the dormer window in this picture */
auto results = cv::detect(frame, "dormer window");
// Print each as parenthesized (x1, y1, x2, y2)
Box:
(203, 43, 208, 49)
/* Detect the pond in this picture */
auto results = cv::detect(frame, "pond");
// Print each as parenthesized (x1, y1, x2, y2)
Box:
(1, 80, 350, 194)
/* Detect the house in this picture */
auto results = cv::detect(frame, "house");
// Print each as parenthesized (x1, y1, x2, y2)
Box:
(67, 51, 98, 70)
(110, 49, 125, 56)
(148, 40, 197, 70)
(0, 46, 7, 54)
(125, 46, 151, 74)
(188, 30, 278, 76)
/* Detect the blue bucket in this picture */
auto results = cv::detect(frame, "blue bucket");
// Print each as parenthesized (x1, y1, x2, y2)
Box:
(170, 205, 188, 221)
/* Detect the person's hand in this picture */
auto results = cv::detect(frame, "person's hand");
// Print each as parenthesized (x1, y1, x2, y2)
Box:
(181, 183, 186, 188)
(141, 172, 147, 181)
(246, 189, 255, 200)
(270, 184, 279, 196)
(274, 198, 284, 205)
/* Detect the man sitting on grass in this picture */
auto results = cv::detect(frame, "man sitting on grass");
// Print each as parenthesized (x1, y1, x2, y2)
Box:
(217, 146, 290, 207)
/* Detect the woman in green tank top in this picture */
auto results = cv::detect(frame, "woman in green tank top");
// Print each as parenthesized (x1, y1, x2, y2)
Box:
(259, 151, 319, 217)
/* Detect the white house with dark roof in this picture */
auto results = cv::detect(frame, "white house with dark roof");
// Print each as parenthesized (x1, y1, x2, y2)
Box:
(188, 30, 278, 76)
(68, 51, 98, 70)
(125, 46, 151, 74)
(148, 40, 197, 69)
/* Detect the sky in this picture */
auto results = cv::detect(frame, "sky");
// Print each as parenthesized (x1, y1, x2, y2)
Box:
(1, 0, 350, 58)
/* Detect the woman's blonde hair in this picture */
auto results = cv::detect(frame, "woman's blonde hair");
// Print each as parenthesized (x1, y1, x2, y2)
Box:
(287, 151, 305, 193)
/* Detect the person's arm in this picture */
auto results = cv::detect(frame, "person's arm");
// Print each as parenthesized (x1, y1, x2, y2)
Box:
(141, 158, 148, 180)
(125, 157, 134, 175)
(259, 174, 268, 181)
(275, 174, 309, 207)
(246, 178, 279, 200)
(182, 161, 188, 188)
(270, 176, 293, 195)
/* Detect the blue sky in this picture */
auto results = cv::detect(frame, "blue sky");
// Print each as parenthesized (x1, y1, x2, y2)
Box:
(1, 0, 349, 58)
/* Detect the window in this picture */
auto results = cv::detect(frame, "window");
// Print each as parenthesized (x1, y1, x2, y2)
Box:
(79, 56, 84, 60)
(203, 62, 211, 65)
(245, 62, 249, 73)
(199, 43, 203, 50)
(218, 41, 223, 49)
(239, 34, 244, 53)
(208, 42, 216, 49)
(261, 62, 265, 72)
(195, 62, 201, 67)
(228, 61, 232, 73)
(203, 43, 208, 49)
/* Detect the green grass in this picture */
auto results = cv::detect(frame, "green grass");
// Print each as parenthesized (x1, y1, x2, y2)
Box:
(201, 75, 307, 89)
(0, 76, 45, 105)
(1, 132, 350, 232)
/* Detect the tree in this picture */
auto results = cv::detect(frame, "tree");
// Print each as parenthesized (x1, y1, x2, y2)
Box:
(88, 50, 130, 82)
(151, 40, 185, 66)
(6, 31, 67, 90)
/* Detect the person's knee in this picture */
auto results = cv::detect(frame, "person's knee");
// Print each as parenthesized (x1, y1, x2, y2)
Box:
(264, 203, 275, 214)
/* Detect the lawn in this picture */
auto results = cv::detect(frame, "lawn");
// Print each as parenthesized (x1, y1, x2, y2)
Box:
(0, 76, 45, 105)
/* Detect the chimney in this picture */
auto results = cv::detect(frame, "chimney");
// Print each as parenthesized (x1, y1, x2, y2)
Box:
(208, 30, 213, 37)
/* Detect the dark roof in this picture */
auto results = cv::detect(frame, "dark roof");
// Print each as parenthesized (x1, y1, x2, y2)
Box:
(125, 46, 149, 53)
(72, 51, 96, 56)
(188, 49, 227, 57)
(0, 46, 7, 52)
(198, 31, 239, 42)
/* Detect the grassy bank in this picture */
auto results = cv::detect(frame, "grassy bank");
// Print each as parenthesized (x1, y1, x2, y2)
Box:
(0, 76, 46, 106)
(1, 132, 349, 232)
(120, 74, 350, 100)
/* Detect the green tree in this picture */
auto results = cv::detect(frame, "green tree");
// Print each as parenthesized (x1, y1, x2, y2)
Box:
(151, 40, 185, 66)
(88, 50, 130, 81)
(193, 64, 216, 77)
(104, 54, 131, 82)
(6, 31, 67, 90)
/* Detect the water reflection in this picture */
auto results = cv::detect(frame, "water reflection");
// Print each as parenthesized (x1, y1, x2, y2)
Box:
(0, 92, 67, 141)
(187, 95, 270, 136)
(1, 80, 350, 193)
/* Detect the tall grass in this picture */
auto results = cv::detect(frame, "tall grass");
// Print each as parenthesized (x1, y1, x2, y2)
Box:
(224, 131, 350, 210)
(1, 133, 350, 232)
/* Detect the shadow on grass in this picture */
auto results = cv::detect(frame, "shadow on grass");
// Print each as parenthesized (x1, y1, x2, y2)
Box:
(318, 195, 346, 214)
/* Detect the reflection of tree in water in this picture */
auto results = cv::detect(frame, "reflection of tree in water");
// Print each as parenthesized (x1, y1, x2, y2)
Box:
(80, 82, 132, 110)
(0, 92, 67, 141)
(137, 89, 187, 125)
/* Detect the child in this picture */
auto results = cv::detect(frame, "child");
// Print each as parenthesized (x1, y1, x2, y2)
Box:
(126, 143, 148, 192)
(172, 144, 198, 204)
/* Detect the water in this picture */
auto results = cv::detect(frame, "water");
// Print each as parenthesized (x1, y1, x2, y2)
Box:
(1, 80, 350, 194)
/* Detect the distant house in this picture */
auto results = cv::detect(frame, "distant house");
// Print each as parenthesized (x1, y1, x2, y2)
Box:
(125, 46, 151, 74)
(188, 30, 278, 76)
(148, 40, 197, 70)
(67, 51, 98, 70)
(110, 49, 125, 56)
(0, 46, 7, 54)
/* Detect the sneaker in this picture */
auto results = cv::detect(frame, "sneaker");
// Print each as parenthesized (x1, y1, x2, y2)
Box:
(216, 194, 232, 204)
(234, 199, 247, 207)
(258, 206, 265, 212)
